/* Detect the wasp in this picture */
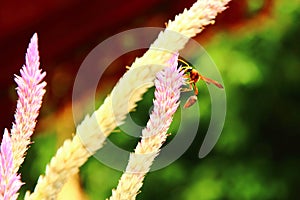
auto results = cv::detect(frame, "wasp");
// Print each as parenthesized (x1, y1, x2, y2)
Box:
(178, 59, 224, 108)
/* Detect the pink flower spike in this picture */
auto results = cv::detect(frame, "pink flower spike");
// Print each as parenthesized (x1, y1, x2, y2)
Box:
(11, 33, 47, 173)
(109, 53, 186, 199)
(0, 129, 23, 200)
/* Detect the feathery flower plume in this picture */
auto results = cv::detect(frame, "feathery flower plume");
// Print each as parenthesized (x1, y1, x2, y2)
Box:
(0, 129, 23, 200)
(78, 0, 231, 154)
(26, 1, 231, 199)
(10, 33, 46, 174)
(108, 54, 185, 200)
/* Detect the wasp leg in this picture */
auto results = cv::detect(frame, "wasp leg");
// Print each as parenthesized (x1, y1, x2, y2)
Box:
(181, 88, 193, 92)
(181, 82, 193, 92)
(192, 82, 198, 95)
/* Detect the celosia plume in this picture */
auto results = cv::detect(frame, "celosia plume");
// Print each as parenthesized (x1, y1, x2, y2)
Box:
(0, 129, 23, 200)
(11, 33, 46, 173)
(109, 54, 185, 200)
(0, 33, 46, 200)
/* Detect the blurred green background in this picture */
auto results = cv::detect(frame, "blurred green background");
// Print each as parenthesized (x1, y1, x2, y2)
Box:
(7, 0, 300, 199)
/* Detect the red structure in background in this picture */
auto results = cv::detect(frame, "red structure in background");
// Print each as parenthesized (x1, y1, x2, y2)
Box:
(0, 0, 273, 134)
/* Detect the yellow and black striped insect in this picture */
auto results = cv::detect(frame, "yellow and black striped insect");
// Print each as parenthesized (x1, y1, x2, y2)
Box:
(178, 59, 223, 108)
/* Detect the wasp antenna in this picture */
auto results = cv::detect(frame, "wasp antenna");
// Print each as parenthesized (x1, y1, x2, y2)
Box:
(178, 58, 190, 67)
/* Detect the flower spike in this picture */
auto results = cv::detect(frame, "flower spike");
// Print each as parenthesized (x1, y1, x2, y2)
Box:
(108, 54, 185, 200)
(0, 129, 23, 200)
(11, 33, 47, 173)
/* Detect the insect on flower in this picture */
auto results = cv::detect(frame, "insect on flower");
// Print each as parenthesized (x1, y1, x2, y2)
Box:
(178, 59, 224, 108)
